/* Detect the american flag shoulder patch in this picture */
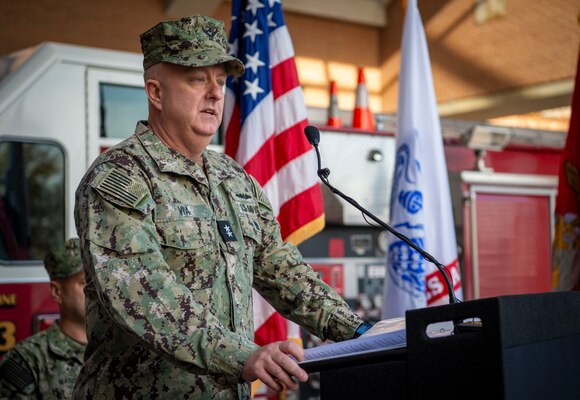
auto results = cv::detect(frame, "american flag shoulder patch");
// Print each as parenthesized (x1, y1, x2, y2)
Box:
(0, 356, 34, 391)
(95, 169, 148, 208)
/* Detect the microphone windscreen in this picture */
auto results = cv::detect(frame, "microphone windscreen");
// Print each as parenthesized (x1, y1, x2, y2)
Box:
(304, 125, 320, 145)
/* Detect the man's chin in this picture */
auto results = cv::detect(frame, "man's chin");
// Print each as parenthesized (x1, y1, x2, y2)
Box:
(193, 125, 220, 139)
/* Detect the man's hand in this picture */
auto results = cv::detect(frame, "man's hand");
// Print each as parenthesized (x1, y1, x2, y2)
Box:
(241, 340, 308, 392)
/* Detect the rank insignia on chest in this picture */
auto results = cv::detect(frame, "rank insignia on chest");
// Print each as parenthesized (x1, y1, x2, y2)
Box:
(217, 220, 237, 242)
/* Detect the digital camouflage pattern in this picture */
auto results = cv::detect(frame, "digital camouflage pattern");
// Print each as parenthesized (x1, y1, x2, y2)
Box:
(140, 14, 245, 76)
(0, 322, 85, 399)
(73, 121, 363, 399)
(43, 238, 82, 280)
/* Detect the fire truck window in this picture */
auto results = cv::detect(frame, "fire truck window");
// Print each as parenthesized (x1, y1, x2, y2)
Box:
(100, 83, 148, 139)
(99, 82, 223, 145)
(0, 140, 65, 262)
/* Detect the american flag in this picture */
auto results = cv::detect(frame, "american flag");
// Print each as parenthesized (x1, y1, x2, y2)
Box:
(223, 0, 325, 356)
(224, 0, 324, 243)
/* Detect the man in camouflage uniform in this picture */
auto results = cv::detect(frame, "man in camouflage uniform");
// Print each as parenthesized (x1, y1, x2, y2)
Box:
(0, 238, 86, 399)
(73, 15, 369, 399)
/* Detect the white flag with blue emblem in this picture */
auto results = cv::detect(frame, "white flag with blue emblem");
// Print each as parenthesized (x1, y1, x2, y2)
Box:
(382, 0, 462, 319)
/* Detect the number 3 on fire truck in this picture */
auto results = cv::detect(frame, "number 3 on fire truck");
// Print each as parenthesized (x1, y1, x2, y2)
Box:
(0, 321, 16, 352)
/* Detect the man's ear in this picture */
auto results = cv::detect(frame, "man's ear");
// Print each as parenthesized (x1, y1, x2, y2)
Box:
(50, 280, 63, 304)
(145, 79, 162, 111)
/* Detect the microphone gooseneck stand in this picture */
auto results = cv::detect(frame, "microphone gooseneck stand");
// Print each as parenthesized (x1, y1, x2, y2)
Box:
(304, 125, 460, 306)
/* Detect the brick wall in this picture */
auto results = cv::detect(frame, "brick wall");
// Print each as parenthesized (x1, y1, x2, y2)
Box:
(380, 0, 579, 114)
(0, 0, 165, 55)
(0, 0, 577, 119)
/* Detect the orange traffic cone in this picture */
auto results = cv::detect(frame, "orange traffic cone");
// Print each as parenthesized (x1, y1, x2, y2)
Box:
(352, 67, 375, 130)
(327, 80, 342, 127)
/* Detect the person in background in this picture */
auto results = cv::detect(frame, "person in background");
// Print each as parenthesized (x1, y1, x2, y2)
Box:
(0, 238, 86, 399)
(73, 14, 372, 399)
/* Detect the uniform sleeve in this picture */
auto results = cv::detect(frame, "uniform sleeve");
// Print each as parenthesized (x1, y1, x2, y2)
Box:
(75, 164, 258, 385)
(0, 348, 37, 399)
(247, 177, 363, 342)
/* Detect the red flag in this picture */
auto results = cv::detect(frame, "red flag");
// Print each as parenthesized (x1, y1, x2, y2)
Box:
(552, 47, 580, 291)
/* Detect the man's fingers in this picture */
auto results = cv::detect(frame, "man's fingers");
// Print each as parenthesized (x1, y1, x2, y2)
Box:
(265, 358, 300, 391)
(241, 341, 309, 391)
(272, 351, 308, 383)
(279, 340, 305, 361)
(258, 370, 283, 393)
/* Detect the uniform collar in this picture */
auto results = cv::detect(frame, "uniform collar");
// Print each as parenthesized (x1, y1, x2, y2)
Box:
(135, 121, 235, 187)
(47, 322, 85, 362)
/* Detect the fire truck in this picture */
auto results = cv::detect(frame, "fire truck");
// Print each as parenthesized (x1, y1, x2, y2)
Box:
(0, 42, 565, 355)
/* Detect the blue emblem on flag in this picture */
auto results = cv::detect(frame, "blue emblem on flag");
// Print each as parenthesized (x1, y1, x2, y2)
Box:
(387, 140, 426, 299)
(387, 223, 426, 298)
(390, 143, 421, 211)
(398, 190, 423, 214)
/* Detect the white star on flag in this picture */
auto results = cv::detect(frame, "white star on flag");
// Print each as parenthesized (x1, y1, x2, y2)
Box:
(245, 51, 266, 74)
(243, 20, 263, 42)
(246, 0, 265, 15)
(243, 78, 265, 100)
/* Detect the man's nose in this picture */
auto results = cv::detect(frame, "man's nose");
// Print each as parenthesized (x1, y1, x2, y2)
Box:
(207, 80, 225, 100)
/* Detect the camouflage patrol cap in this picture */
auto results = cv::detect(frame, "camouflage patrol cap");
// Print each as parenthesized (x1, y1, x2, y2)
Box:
(140, 15, 245, 77)
(43, 238, 83, 280)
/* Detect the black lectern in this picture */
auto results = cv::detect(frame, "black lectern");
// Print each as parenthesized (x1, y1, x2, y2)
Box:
(303, 292, 580, 400)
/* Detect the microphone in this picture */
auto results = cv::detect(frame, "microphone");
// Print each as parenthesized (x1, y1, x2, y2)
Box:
(304, 125, 320, 145)
(304, 125, 460, 306)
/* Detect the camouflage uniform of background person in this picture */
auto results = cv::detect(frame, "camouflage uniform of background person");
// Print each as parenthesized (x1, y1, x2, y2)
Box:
(73, 14, 365, 399)
(0, 238, 86, 399)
